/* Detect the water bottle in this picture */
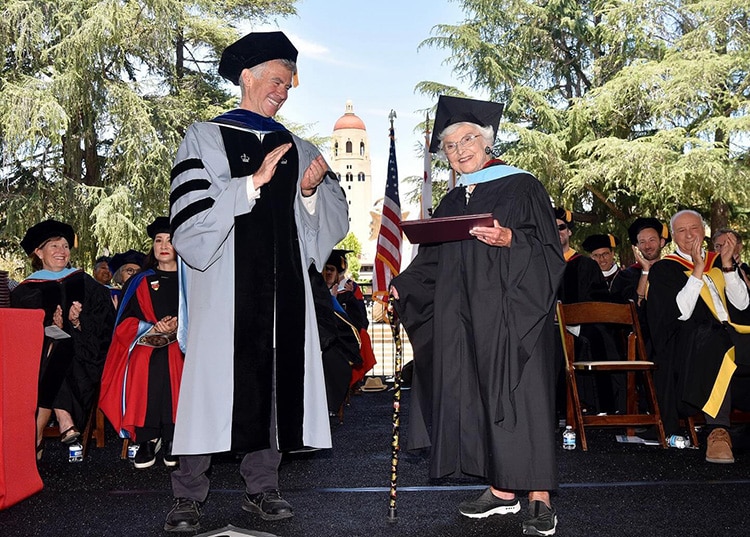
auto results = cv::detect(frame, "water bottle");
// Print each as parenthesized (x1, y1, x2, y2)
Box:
(667, 434, 689, 449)
(68, 442, 83, 462)
(127, 441, 140, 460)
(562, 425, 576, 450)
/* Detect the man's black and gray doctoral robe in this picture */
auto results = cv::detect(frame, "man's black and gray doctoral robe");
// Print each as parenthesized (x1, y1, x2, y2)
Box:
(169, 117, 348, 455)
(393, 165, 565, 491)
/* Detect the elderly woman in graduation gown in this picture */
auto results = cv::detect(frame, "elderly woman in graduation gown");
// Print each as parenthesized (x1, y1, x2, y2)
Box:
(99, 217, 184, 469)
(391, 96, 565, 536)
(11, 219, 115, 456)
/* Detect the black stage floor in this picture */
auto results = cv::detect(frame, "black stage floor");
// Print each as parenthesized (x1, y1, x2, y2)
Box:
(2, 387, 749, 537)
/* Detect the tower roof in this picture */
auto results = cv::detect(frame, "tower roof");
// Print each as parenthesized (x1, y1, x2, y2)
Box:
(333, 100, 366, 131)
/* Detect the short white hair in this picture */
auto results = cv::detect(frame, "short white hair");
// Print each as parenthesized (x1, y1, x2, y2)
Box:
(670, 209, 705, 234)
(437, 122, 495, 158)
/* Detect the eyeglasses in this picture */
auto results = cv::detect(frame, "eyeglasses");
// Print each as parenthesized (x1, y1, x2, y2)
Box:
(557, 223, 568, 231)
(122, 267, 139, 275)
(443, 134, 481, 154)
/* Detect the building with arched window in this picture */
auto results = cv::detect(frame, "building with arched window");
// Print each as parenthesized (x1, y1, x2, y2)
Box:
(330, 100, 374, 276)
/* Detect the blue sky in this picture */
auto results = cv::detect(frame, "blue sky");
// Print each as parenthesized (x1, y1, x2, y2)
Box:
(252, 0, 472, 204)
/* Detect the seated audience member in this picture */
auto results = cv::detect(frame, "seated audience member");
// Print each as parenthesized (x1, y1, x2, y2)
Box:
(580, 233, 635, 414)
(93, 255, 120, 309)
(10, 219, 115, 459)
(322, 249, 376, 392)
(554, 208, 612, 414)
(613, 217, 671, 355)
(616, 218, 671, 307)
(555, 208, 608, 304)
(110, 249, 145, 287)
(647, 209, 750, 462)
(582, 233, 634, 296)
(323, 249, 368, 331)
(93, 256, 113, 286)
(109, 249, 145, 309)
(713, 228, 750, 288)
(100, 217, 184, 469)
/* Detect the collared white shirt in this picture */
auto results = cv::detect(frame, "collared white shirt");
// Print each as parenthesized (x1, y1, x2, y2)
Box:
(674, 247, 749, 321)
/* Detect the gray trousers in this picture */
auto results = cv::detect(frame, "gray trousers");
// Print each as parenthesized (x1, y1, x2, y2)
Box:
(171, 377, 282, 502)
(170, 447, 282, 502)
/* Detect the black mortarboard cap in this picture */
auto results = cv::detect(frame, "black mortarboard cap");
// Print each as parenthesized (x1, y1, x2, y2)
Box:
(554, 207, 575, 231)
(20, 219, 76, 255)
(628, 217, 671, 246)
(218, 31, 298, 86)
(429, 96, 504, 153)
(325, 249, 353, 272)
(147, 217, 171, 239)
(109, 249, 146, 274)
(582, 234, 620, 252)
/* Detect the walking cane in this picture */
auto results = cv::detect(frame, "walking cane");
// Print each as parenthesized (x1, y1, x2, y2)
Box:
(386, 296, 403, 521)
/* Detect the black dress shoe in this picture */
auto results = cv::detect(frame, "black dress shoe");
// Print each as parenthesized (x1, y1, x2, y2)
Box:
(242, 490, 294, 520)
(164, 498, 201, 532)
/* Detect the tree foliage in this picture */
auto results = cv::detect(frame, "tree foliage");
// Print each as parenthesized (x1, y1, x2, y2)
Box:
(0, 0, 297, 271)
(336, 232, 363, 281)
(419, 0, 750, 257)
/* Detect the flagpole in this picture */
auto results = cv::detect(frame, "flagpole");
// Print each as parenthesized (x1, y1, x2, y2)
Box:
(421, 112, 432, 219)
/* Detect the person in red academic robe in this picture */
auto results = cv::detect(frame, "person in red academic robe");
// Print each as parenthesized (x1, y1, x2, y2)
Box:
(99, 217, 184, 469)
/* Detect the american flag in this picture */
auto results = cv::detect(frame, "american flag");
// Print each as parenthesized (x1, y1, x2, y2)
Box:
(372, 121, 402, 304)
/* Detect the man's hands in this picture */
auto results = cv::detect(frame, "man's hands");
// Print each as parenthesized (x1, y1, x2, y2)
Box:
(689, 236, 706, 278)
(300, 154, 327, 197)
(251, 145, 327, 198)
(252, 143, 292, 191)
(632, 245, 653, 272)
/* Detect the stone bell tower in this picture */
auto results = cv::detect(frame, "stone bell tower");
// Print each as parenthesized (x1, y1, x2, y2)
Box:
(330, 100, 374, 275)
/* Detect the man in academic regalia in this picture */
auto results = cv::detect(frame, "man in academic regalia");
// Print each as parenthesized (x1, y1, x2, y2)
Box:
(578, 232, 639, 414)
(555, 209, 608, 304)
(712, 228, 750, 289)
(613, 217, 671, 348)
(581, 233, 633, 296)
(553, 208, 611, 415)
(165, 31, 348, 532)
(647, 210, 750, 463)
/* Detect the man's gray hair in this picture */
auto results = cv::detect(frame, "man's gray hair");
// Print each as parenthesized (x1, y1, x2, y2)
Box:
(239, 59, 298, 98)
(248, 58, 297, 78)
(712, 227, 743, 245)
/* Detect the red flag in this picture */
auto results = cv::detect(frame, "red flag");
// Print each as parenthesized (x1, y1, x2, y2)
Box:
(372, 120, 402, 304)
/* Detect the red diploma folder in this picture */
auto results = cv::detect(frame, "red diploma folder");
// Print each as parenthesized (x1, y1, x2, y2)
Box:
(401, 213, 495, 244)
